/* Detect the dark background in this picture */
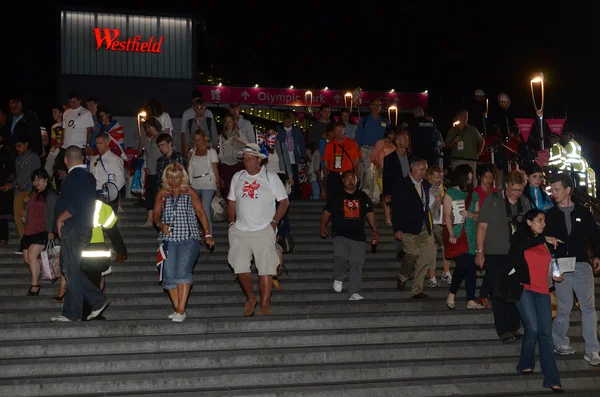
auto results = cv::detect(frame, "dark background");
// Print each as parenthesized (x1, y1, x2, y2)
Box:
(3, 1, 600, 148)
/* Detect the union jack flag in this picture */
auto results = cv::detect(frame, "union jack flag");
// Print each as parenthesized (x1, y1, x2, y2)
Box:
(256, 132, 276, 149)
(156, 243, 167, 283)
(242, 180, 261, 199)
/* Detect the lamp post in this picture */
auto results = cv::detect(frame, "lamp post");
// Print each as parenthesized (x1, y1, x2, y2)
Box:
(387, 105, 398, 125)
(137, 111, 147, 138)
(530, 73, 545, 149)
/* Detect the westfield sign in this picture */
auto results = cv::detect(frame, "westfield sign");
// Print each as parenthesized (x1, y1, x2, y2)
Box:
(92, 28, 165, 53)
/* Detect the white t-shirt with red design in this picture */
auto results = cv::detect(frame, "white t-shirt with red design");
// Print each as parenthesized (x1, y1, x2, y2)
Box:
(228, 167, 288, 232)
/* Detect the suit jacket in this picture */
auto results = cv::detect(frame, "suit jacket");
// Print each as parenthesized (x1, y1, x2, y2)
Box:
(277, 125, 306, 162)
(12, 113, 42, 156)
(391, 175, 432, 235)
(383, 150, 412, 196)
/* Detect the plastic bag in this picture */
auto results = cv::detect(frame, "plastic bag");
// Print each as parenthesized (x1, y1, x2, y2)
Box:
(131, 158, 147, 196)
(41, 239, 61, 280)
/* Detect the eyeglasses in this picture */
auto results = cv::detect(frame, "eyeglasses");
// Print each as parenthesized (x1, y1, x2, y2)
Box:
(194, 106, 206, 110)
(507, 186, 525, 193)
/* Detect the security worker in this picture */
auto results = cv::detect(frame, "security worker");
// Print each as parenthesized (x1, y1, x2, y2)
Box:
(561, 131, 585, 190)
(548, 132, 569, 173)
(409, 108, 439, 168)
(588, 166, 597, 198)
(90, 132, 127, 261)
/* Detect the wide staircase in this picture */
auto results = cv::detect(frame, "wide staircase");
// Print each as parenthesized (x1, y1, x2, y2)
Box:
(1, 199, 600, 396)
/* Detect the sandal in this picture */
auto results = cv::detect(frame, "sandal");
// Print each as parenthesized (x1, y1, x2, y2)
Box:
(243, 298, 257, 316)
(551, 386, 563, 393)
(27, 285, 41, 296)
(519, 368, 534, 374)
(53, 292, 66, 303)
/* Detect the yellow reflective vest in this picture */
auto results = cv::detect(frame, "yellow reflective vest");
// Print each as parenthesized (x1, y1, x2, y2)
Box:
(91, 200, 117, 244)
(587, 166, 596, 198)
(549, 143, 569, 171)
(565, 139, 582, 172)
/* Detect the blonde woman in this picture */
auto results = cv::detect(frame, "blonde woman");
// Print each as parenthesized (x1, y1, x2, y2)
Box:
(187, 130, 220, 234)
(153, 163, 214, 322)
(218, 114, 247, 199)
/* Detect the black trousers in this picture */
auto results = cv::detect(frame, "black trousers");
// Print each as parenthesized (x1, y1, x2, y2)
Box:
(105, 199, 127, 256)
(0, 219, 8, 241)
(326, 172, 343, 199)
(486, 254, 521, 336)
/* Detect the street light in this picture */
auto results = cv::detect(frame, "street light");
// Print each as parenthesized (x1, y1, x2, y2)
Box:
(530, 73, 545, 149)
(137, 111, 147, 138)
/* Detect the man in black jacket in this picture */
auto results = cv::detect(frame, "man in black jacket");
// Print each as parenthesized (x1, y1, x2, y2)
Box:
(393, 159, 435, 299)
(8, 99, 42, 156)
(545, 173, 600, 366)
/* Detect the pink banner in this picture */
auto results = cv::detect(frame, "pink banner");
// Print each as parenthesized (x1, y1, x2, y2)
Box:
(545, 119, 566, 136)
(514, 118, 535, 142)
(537, 149, 550, 166)
(197, 85, 428, 110)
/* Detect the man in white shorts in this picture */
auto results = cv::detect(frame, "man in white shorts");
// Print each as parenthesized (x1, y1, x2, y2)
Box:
(228, 143, 289, 316)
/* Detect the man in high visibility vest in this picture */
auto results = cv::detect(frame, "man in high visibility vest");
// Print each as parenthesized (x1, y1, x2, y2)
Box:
(561, 131, 585, 190)
(588, 166, 597, 198)
(548, 132, 569, 173)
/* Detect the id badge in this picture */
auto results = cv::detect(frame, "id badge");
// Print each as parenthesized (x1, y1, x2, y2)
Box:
(107, 173, 116, 183)
(333, 154, 343, 169)
(457, 141, 465, 151)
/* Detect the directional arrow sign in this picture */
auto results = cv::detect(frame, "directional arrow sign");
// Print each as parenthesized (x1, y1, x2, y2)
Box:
(241, 91, 250, 100)
(333, 94, 341, 104)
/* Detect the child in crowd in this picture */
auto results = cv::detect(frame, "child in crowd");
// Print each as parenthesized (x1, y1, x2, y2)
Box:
(426, 166, 452, 287)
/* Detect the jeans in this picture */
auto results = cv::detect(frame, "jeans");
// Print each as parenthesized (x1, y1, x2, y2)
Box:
(486, 254, 521, 336)
(162, 238, 200, 289)
(311, 180, 320, 199)
(61, 225, 107, 321)
(194, 189, 215, 234)
(105, 199, 127, 256)
(333, 236, 365, 294)
(516, 289, 561, 388)
(449, 254, 477, 301)
(552, 262, 600, 355)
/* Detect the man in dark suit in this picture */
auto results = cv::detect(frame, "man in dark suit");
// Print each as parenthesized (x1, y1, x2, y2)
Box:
(391, 158, 435, 299)
(8, 99, 42, 156)
(383, 127, 412, 259)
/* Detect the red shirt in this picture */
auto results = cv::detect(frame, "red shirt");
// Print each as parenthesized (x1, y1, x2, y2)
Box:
(322, 138, 361, 173)
(24, 194, 47, 235)
(523, 244, 551, 294)
(474, 185, 498, 205)
(507, 137, 521, 155)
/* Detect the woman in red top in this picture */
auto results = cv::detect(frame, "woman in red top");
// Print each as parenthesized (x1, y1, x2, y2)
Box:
(508, 209, 563, 392)
(21, 168, 58, 296)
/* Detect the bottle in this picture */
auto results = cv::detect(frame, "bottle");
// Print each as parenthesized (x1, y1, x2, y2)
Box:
(371, 233, 378, 253)
(551, 254, 561, 278)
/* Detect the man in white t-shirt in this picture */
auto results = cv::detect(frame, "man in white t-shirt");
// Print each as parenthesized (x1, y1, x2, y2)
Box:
(63, 91, 95, 154)
(180, 90, 214, 140)
(228, 143, 289, 316)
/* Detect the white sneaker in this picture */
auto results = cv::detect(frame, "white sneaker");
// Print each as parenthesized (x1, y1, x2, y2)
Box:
(584, 352, 600, 366)
(50, 315, 71, 322)
(428, 277, 439, 288)
(86, 299, 111, 321)
(168, 312, 177, 319)
(441, 272, 452, 284)
(333, 280, 343, 293)
(172, 312, 186, 322)
(349, 293, 364, 301)
(554, 345, 577, 355)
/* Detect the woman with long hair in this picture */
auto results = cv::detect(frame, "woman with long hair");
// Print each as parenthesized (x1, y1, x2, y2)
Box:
(188, 130, 220, 234)
(21, 168, 58, 296)
(509, 208, 562, 392)
(444, 164, 485, 310)
(523, 163, 553, 212)
(139, 118, 164, 227)
(153, 163, 214, 322)
(339, 108, 356, 139)
(371, 124, 397, 225)
(143, 98, 173, 136)
(218, 113, 247, 199)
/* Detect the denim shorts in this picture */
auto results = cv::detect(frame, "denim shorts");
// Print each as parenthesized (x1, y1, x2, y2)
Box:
(162, 238, 200, 289)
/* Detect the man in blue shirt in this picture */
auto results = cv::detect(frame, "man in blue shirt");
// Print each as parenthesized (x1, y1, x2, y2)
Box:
(354, 99, 388, 203)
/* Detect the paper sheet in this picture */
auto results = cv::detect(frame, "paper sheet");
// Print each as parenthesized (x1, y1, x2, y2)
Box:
(452, 200, 465, 224)
(557, 257, 576, 274)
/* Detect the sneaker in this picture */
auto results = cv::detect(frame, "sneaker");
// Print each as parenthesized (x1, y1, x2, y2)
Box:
(333, 280, 343, 293)
(554, 345, 577, 355)
(349, 293, 364, 301)
(467, 301, 485, 310)
(86, 299, 111, 321)
(14, 249, 22, 255)
(584, 352, 600, 366)
(172, 312, 186, 322)
(168, 311, 177, 319)
(50, 315, 71, 322)
(117, 206, 124, 213)
(441, 272, 452, 284)
(428, 277, 439, 288)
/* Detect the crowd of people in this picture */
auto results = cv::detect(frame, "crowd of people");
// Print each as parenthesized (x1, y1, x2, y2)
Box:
(1, 88, 599, 392)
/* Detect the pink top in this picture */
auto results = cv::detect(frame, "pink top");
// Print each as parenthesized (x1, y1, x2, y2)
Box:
(474, 185, 498, 204)
(370, 139, 396, 176)
(24, 194, 47, 235)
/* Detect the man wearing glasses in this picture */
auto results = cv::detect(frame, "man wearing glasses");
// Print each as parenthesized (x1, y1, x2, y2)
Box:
(354, 99, 388, 203)
(183, 99, 217, 153)
(476, 170, 530, 344)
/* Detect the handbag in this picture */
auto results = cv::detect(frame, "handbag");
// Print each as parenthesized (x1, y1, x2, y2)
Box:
(40, 239, 61, 280)
(442, 190, 473, 259)
(494, 271, 524, 303)
(210, 196, 227, 223)
(80, 242, 112, 273)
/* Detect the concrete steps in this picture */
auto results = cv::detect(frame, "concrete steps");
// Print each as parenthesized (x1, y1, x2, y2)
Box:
(1, 198, 599, 396)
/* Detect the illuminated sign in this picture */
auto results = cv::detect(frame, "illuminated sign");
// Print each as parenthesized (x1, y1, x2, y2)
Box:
(92, 28, 165, 53)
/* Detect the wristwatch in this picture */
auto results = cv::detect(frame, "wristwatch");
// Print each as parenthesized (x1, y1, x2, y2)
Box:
(475, 249, 484, 253)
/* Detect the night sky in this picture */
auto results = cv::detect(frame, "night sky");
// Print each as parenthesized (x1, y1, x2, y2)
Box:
(5, 1, 600, 145)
